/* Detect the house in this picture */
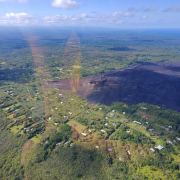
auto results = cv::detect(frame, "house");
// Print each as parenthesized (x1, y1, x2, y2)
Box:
(70, 143, 73, 147)
(140, 152, 144, 155)
(45, 140, 49, 143)
(176, 137, 180, 141)
(48, 117, 52, 120)
(81, 132, 87, 136)
(108, 148, 112, 151)
(149, 129, 154, 133)
(89, 129, 92, 132)
(99, 108, 102, 110)
(65, 141, 69, 145)
(68, 112, 72, 115)
(167, 140, 172, 144)
(155, 145, 163, 150)
(26, 98, 29, 101)
(126, 131, 130, 133)
(127, 150, 131, 155)
(123, 112, 126, 115)
(56, 142, 61, 146)
(133, 121, 141, 125)
(71, 99, 74, 101)
(54, 123, 59, 126)
(105, 117, 108, 119)
(109, 113, 114, 116)
(150, 148, 155, 152)
(23, 121, 26, 124)
(101, 129, 106, 133)
(173, 140, 176, 143)
(113, 123, 116, 126)
(142, 115, 149, 119)
(95, 145, 99, 149)
(141, 107, 147, 110)
(105, 123, 108, 126)
(112, 110, 115, 112)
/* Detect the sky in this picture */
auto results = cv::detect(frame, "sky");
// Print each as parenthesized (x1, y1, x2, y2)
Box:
(0, 0, 180, 28)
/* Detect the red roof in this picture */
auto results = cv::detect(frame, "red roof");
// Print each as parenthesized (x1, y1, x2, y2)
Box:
(23, 121, 26, 124)
(86, 103, 88, 105)
(12, 113, 15, 116)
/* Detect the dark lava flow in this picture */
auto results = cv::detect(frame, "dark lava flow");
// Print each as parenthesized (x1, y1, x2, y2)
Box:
(44, 62, 180, 112)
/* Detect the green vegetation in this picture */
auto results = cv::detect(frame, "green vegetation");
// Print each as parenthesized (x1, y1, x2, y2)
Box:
(0, 28, 180, 179)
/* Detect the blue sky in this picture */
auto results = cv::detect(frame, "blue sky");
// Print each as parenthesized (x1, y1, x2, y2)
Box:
(0, 0, 180, 28)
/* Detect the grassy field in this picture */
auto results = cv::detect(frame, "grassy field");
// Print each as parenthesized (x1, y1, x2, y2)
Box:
(67, 119, 87, 133)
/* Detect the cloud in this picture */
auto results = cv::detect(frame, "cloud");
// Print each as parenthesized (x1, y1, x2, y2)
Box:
(141, 15, 148, 20)
(163, 5, 180, 12)
(144, 6, 158, 12)
(44, 11, 133, 26)
(51, 0, 81, 9)
(6, 13, 34, 19)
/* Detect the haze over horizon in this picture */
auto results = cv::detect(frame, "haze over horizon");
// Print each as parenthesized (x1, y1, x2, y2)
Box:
(0, 0, 180, 28)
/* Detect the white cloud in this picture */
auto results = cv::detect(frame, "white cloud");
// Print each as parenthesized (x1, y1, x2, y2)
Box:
(163, 5, 180, 12)
(144, 6, 158, 12)
(44, 12, 133, 26)
(6, 13, 34, 19)
(51, 0, 81, 9)
(141, 15, 148, 20)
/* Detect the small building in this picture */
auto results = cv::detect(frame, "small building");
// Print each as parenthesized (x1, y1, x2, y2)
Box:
(26, 98, 29, 101)
(45, 140, 49, 143)
(140, 152, 144, 155)
(65, 141, 69, 145)
(112, 110, 115, 112)
(56, 142, 61, 146)
(155, 145, 163, 150)
(105, 117, 108, 119)
(95, 145, 99, 149)
(150, 148, 155, 152)
(108, 148, 112, 152)
(176, 137, 180, 141)
(133, 121, 141, 125)
(88, 129, 92, 132)
(55, 123, 59, 126)
(126, 131, 130, 133)
(68, 112, 72, 115)
(81, 132, 87, 136)
(48, 117, 52, 120)
(70, 143, 73, 147)
(142, 115, 149, 119)
(149, 129, 154, 133)
(105, 123, 108, 126)
(101, 129, 105, 133)
(113, 123, 116, 126)
(123, 112, 125, 115)
(167, 140, 172, 144)
(99, 108, 102, 110)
